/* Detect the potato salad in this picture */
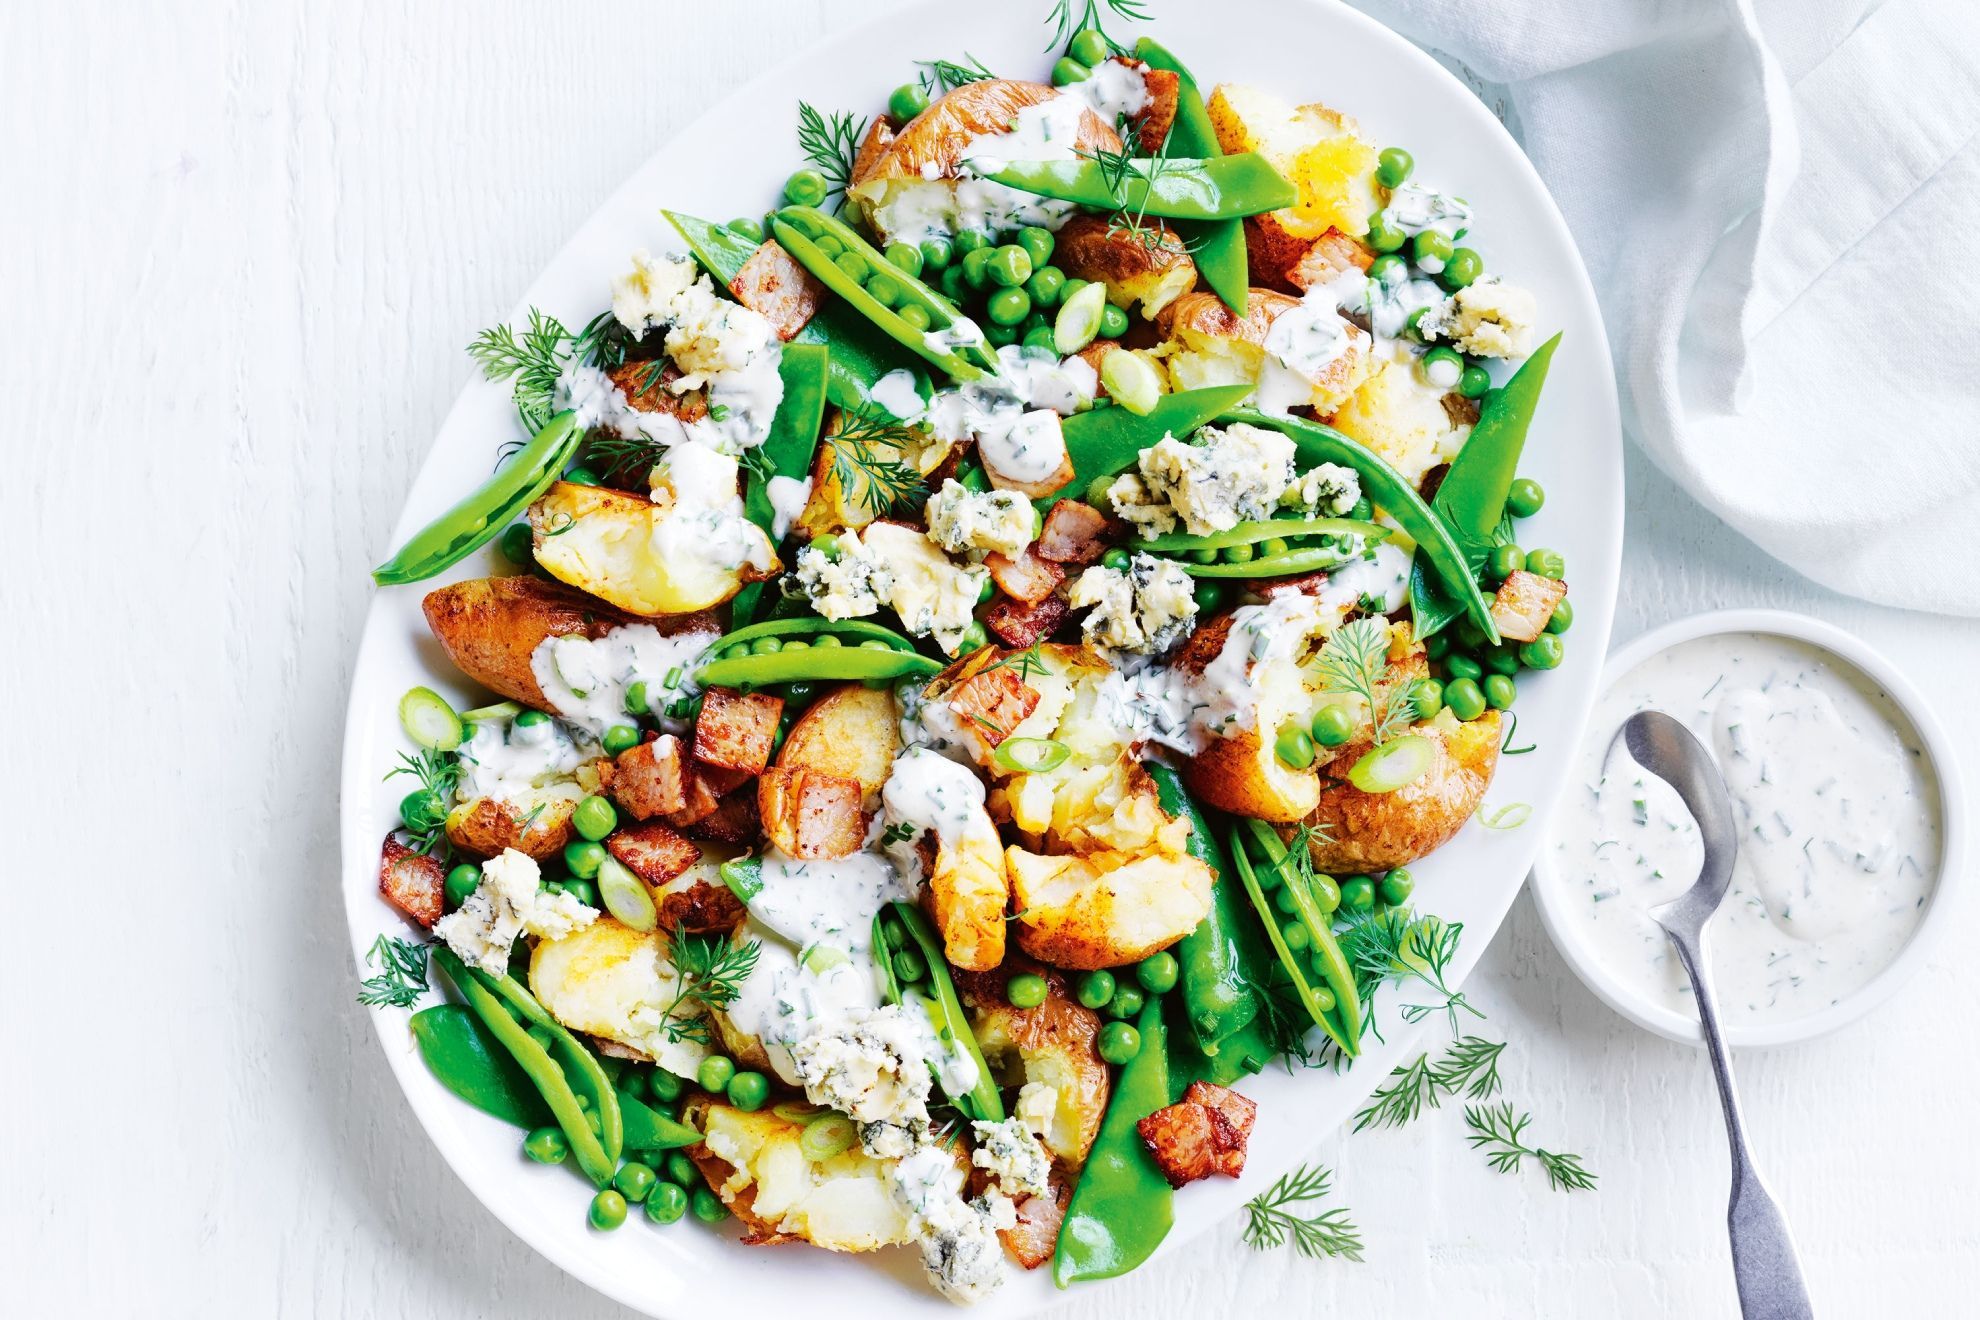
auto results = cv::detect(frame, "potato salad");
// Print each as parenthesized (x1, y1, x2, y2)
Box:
(361, 1, 1574, 1303)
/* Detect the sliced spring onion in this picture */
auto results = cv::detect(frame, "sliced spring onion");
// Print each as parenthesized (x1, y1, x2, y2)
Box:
(1055, 280, 1108, 355)
(1347, 734, 1435, 794)
(596, 856, 657, 932)
(719, 856, 763, 904)
(993, 737, 1071, 774)
(1130, 517, 1388, 555)
(1477, 801, 1532, 830)
(399, 686, 465, 751)
(1098, 347, 1163, 416)
(803, 945, 851, 974)
(799, 1112, 858, 1160)
(458, 700, 523, 726)
(771, 1099, 823, 1123)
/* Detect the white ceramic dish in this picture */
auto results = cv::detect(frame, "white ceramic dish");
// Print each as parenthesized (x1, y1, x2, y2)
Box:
(338, 2, 1623, 1314)
(1532, 609, 1966, 1049)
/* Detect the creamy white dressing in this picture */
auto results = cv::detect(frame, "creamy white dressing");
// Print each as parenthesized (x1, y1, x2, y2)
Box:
(869, 367, 928, 422)
(751, 850, 910, 955)
(528, 624, 713, 737)
(1317, 539, 1412, 615)
(1256, 290, 1353, 415)
(766, 474, 812, 540)
(1551, 633, 1941, 1027)
(649, 440, 778, 575)
(1381, 181, 1472, 240)
(881, 747, 997, 877)
(455, 712, 589, 801)
(924, 344, 1094, 477)
(724, 917, 889, 1087)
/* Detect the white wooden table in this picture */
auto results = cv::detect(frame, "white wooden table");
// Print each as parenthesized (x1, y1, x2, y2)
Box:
(7, 1, 1975, 1314)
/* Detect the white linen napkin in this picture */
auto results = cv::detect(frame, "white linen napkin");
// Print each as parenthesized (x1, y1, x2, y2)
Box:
(1349, 0, 1980, 614)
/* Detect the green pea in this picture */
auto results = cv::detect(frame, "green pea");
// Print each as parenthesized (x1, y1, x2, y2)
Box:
(697, 1055, 735, 1092)
(783, 169, 828, 208)
(1017, 225, 1055, 268)
(811, 233, 844, 258)
(1007, 973, 1049, 1009)
(1380, 867, 1415, 905)
(888, 81, 930, 122)
(865, 270, 902, 308)
(601, 724, 641, 757)
(518, 708, 553, 727)
(813, 634, 842, 650)
(563, 841, 606, 880)
(989, 244, 1033, 288)
(1414, 678, 1444, 720)
(1419, 345, 1464, 389)
(1188, 547, 1218, 565)
(1340, 876, 1377, 914)
(893, 947, 927, 982)
(1457, 364, 1492, 399)
(1444, 677, 1486, 721)
(400, 789, 445, 833)
(498, 522, 534, 565)
(1100, 546, 1131, 571)
(615, 1161, 658, 1203)
(1275, 722, 1316, 770)
(523, 1125, 568, 1164)
(1375, 146, 1414, 189)
(954, 229, 990, 256)
(1453, 616, 1488, 650)
(1366, 211, 1407, 253)
(1482, 644, 1520, 677)
(644, 1181, 688, 1225)
(1282, 920, 1311, 951)
(644, 1070, 683, 1106)
(781, 640, 812, 655)
(1424, 631, 1451, 661)
(727, 1071, 770, 1112)
(1310, 873, 1341, 913)
(1520, 634, 1566, 670)
(750, 636, 785, 656)
(810, 533, 842, 561)
(1192, 581, 1226, 614)
(1546, 600, 1574, 634)
(1443, 247, 1484, 289)
(664, 1152, 698, 1188)
(1107, 983, 1146, 1020)
(859, 638, 893, 652)
(1366, 253, 1407, 287)
(1219, 542, 1255, 564)
(938, 264, 969, 303)
(691, 1186, 730, 1224)
(1075, 970, 1115, 1010)
(444, 864, 481, 910)
(834, 251, 867, 286)
(957, 620, 989, 655)
(1067, 27, 1110, 66)
(1097, 1020, 1141, 1065)
(1026, 265, 1066, 309)
(1022, 324, 1058, 351)
(1136, 951, 1178, 995)
(1505, 477, 1546, 519)
(897, 303, 932, 332)
(918, 237, 953, 272)
(563, 878, 599, 909)
(961, 246, 994, 290)
(1404, 305, 1436, 339)
(1483, 673, 1517, 710)
(1259, 536, 1290, 557)
(882, 242, 923, 279)
(574, 791, 617, 843)
(588, 1189, 628, 1231)
(1526, 547, 1566, 578)
(1098, 301, 1131, 340)
(727, 217, 765, 243)
(562, 465, 600, 487)
(1412, 230, 1455, 268)
(1308, 982, 1337, 1013)
(1488, 543, 1525, 582)
(1311, 704, 1356, 748)
(1051, 56, 1092, 86)
(987, 286, 1032, 326)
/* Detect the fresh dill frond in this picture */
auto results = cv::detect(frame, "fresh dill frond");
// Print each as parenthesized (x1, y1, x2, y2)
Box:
(829, 405, 925, 515)
(796, 102, 869, 209)
(1313, 616, 1416, 747)
(1242, 1163, 1364, 1261)
(468, 307, 572, 432)
(1463, 1103, 1598, 1192)
(357, 934, 430, 1009)
(582, 431, 668, 485)
(1431, 1035, 1507, 1100)
(657, 933, 763, 1044)
(916, 54, 995, 97)
(1352, 1052, 1440, 1131)
(984, 642, 1047, 683)
(1337, 907, 1484, 1036)
(384, 749, 460, 855)
(1044, 0, 1152, 54)
(1087, 119, 1199, 256)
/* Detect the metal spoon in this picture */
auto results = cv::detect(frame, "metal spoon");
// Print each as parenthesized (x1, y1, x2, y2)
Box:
(1621, 711, 1815, 1320)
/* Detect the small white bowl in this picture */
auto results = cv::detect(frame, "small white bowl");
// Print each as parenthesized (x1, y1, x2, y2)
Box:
(1530, 608, 1966, 1048)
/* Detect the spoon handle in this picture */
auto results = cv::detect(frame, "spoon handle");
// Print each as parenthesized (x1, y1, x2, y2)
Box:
(1665, 928, 1816, 1320)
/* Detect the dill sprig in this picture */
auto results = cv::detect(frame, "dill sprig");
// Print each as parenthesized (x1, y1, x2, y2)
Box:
(1432, 1035, 1507, 1100)
(1337, 908, 1484, 1036)
(1313, 617, 1418, 748)
(357, 934, 430, 1009)
(829, 405, 925, 515)
(468, 308, 624, 432)
(384, 749, 460, 855)
(1463, 1103, 1598, 1192)
(1085, 122, 1199, 256)
(1241, 1163, 1364, 1261)
(796, 102, 868, 209)
(916, 54, 995, 98)
(657, 933, 762, 1045)
(985, 641, 1047, 683)
(1044, 0, 1152, 54)
(1352, 1052, 1440, 1131)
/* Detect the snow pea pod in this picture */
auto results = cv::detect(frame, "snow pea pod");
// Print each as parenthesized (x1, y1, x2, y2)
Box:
(372, 411, 581, 585)
(616, 1084, 702, 1153)
(743, 343, 831, 536)
(461, 955, 624, 1172)
(881, 902, 1003, 1122)
(773, 207, 997, 381)
(1131, 516, 1386, 555)
(1148, 764, 1262, 1056)
(409, 1003, 552, 1129)
(1227, 825, 1357, 1057)
(664, 210, 905, 410)
(697, 643, 939, 688)
(1241, 819, 1362, 1047)
(433, 948, 618, 1187)
(1219, 407, 1500, 642)
(712, 615, 922, 652)
(1133, 37, 1247, 314)
(1052, 1001, 1173, 1286)
(984, 153, 1295, 221)
(1049, 384, 1254, 505)
(1168, 546, 1360, 578)
(1407, 332, 1562, 639)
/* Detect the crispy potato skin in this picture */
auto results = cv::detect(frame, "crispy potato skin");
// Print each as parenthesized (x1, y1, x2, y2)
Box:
(445, 791, 578, 860)
(850, 79, 1119, 189)
(1302, 710, 1503, 871)
(774, 683, 900, 810)
(1008, 848, 1214, 970)
(959, 961, 1110, 1168)
(1052, 214, 1198, 317)
(421, 576, 642, 709)
(1157, 287, 1299, 348)
(1170, 612, 1322, 823)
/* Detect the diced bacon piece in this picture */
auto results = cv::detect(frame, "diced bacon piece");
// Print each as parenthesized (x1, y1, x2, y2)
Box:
(1489, 569, 1568, 643)
(758, 768, 867, 859)
(378, 836, 445, 929)
(604, 734, 690, 820)
(654, 870, 748, 934)
(944, 662, 1042, 753)
(607, 360, 706, 421)
(691, 760, 752, 798)
(728, 239, 825, 341)
(1287, 226, 1374, 292)
(1113, 58, 1180, 153)
(684, 789, 759, 844)
(1035, 500, 1109, 566)
(984, 593, 1069, 650)
(606, 821, 701, 887)
(1136, 1100, 1222, 1189)
(985, 546, 1066, 605)
(999, 1182, 1070, 1269)
(693, 687, 785, 777)
(1183, 1081, 1256, 1175)
(664, 765, 724, 829)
